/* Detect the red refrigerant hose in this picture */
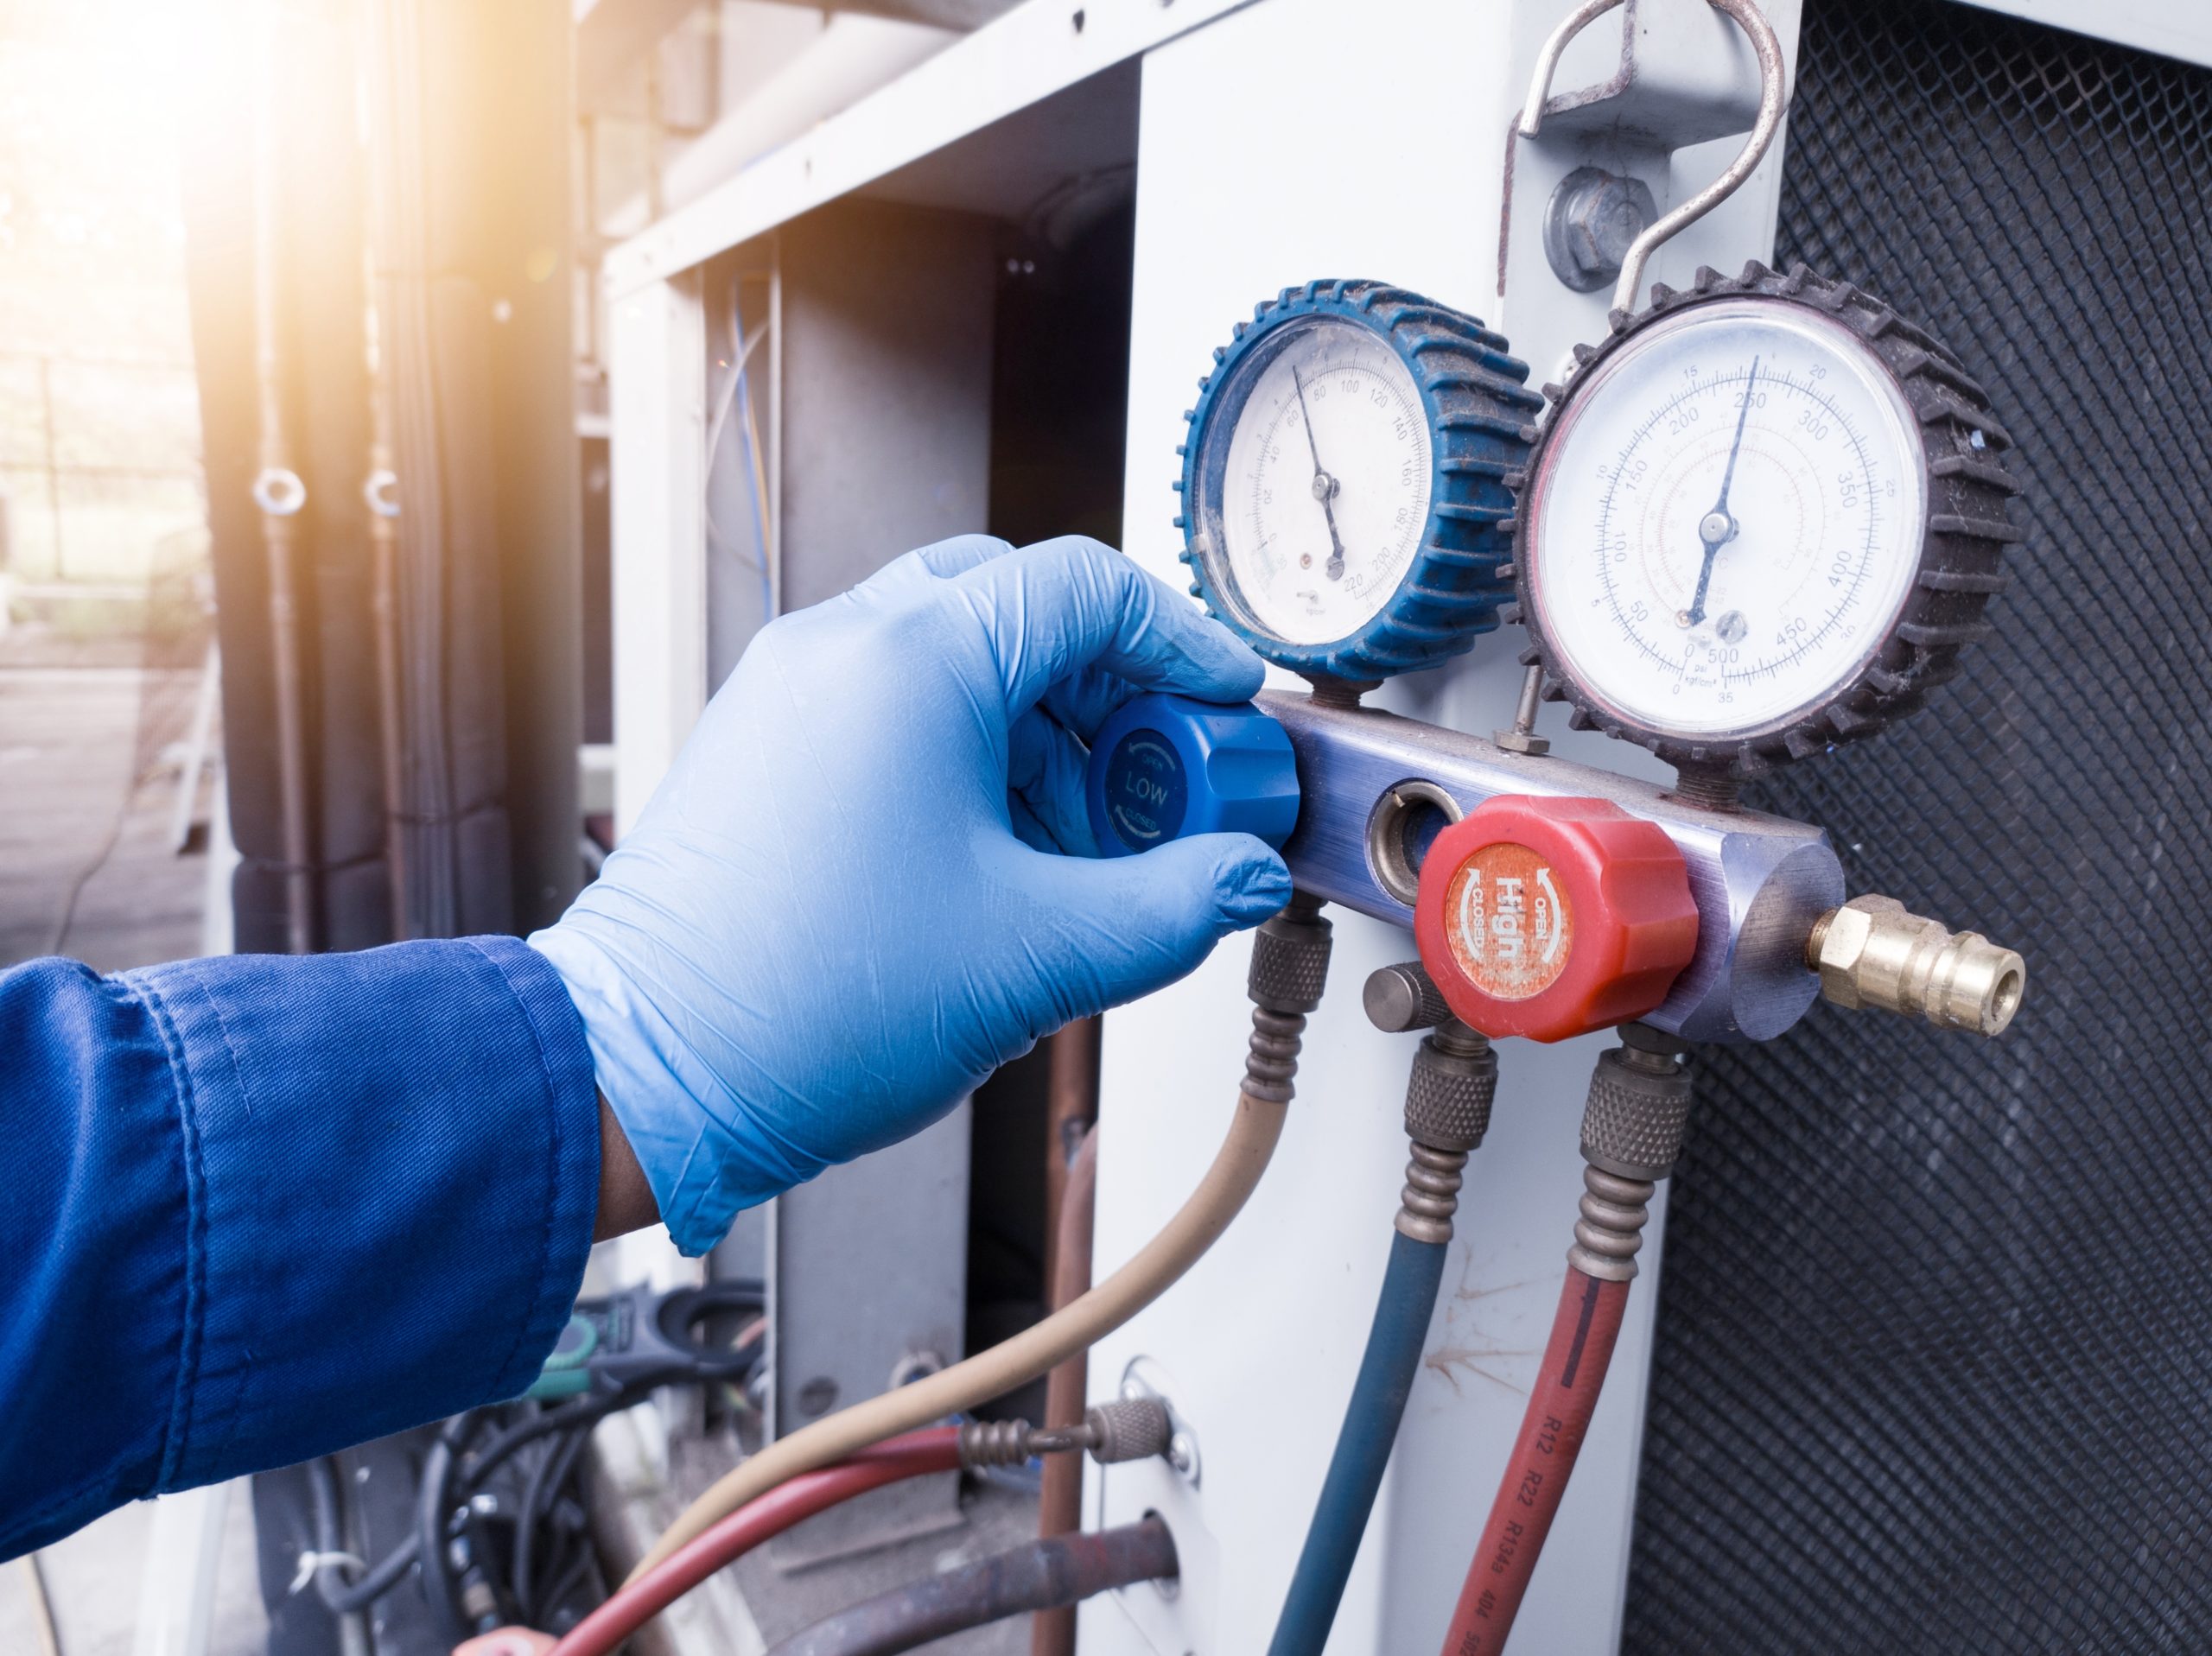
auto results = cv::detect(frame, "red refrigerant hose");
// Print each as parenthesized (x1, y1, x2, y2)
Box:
(549, 1429, 963, 1656)
(1440, 1267, 1629, 1655)
(1436, 1025, 1689, 1656)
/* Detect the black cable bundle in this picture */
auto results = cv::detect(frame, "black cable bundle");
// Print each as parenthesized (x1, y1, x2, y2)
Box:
(304, 1299, 767, 1642)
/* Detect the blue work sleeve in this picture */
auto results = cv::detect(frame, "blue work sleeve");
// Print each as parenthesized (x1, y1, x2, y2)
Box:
(0, 936, 601, 1558)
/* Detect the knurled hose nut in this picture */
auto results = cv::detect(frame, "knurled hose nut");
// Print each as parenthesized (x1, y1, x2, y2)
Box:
(1405, 1030, 1498, 1153)
(1580, 1043, 1692, 1181)
(1248, 901, 1333, 1015)
(1084, 1397, 1173, 1465)
(1806, 894, 2026, 1037)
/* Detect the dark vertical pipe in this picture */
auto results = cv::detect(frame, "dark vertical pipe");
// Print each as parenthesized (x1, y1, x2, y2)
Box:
(361, 0, 578, 939)
(251, 11, 315, 955)
(471, 0, 582, 934)
(1032, 1123, 1098, 1656)
(363, 295, 410, 937)
(1033, 1014, 1101, 1656)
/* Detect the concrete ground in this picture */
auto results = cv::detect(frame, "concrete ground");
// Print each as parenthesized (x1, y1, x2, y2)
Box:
(0, 1495, 270, 1656)
(0, 664, 210, 973)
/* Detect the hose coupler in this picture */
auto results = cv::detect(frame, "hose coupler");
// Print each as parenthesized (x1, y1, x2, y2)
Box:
(1396, 1020, 1497, 1245)
(1244, 892, 1333, 1103)
(958, 1398, 1173, 1469)
(1804, 894, 2025, 1037)
(1567, 1025, 1690, 1282)
(1249, 891, 1333, 1016)
(1580, 1023, 1691, 1183)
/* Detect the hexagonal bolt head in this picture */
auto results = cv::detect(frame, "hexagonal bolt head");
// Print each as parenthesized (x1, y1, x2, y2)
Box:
(1808, 894, 2027, 1037)
(1542, 167, 1659, 294)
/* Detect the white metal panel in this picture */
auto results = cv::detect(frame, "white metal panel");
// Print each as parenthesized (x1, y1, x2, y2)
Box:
(1950, 0, 2212, 68)
(608, 274, 708, 834)
(601, 0, 1262, 296)
(1084, 2, 1800, 1652)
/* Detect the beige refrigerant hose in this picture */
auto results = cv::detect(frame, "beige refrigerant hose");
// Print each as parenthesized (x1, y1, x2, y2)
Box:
(625, 898, 1335, 1583)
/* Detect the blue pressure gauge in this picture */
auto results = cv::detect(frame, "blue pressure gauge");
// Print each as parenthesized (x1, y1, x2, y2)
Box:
(1176, 279, 1543, 685)
(1085, 694, 1300, 857)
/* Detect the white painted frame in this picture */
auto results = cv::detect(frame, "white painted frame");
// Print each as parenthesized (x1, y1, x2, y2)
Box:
(607, 273, 706, 835)
(607, 0, 1280, 820)
(1953, 0, 2212, 68)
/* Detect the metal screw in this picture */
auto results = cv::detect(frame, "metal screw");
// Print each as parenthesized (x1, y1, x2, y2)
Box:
(1122, 1365, 1200, 1485)
(1495, 662, 1552, 757)
(1166, 1429, 1204, 1491)
(1542, 167, 1658, 294)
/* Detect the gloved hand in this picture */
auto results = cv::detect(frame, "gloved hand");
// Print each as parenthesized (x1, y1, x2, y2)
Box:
(531, 535, 1291, 1254)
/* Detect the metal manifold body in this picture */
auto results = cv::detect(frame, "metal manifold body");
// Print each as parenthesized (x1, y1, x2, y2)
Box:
(1261, 689, 1844, 1044)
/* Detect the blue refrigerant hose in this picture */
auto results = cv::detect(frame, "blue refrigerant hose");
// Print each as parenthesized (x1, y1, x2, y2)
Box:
(1265, 1225, 1450, 1656)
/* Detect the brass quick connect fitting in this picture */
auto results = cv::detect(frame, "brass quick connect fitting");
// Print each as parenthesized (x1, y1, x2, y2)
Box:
(1804, 895, 2025, 1037)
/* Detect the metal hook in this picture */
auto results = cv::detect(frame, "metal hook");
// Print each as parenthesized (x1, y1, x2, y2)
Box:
(1519, 0, 1789, 314)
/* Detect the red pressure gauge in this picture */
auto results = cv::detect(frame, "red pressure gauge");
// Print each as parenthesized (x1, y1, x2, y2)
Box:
(1412, 796, 1699, 1043)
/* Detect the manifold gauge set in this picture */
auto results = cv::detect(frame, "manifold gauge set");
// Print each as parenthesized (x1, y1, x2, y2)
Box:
(1082, 260, 2028, 1050)
(1175, 267, 2017, 772)
(1070, 247, 2032, 1656)
(1070, 12, 2030, 1655)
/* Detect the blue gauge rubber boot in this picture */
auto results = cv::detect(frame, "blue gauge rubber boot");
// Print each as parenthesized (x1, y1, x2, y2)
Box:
(1084, 693, 1300, 857)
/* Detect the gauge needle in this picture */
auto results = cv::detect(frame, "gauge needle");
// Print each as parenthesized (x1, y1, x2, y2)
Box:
(1681, 355, 1759, 629)
(1291, 365, 1349, 581)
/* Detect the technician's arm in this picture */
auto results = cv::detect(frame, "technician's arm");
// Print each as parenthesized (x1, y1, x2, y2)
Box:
(2, 534, 1284, 1558)
(0, 939, 604, 1560)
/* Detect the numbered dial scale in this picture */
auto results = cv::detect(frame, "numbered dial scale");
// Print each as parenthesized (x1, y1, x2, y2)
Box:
(1512, 263, 2021, 772)
(1179, 281, 1543, 683)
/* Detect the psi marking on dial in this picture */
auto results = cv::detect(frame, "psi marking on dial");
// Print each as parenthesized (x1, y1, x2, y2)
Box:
(1215, 319, 1432, 648)
(1528, 298, 1927, 741)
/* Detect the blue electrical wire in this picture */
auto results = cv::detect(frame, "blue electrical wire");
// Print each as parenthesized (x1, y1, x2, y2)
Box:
(1265, 1227, 1448, 1656)
(704, 283, 777, 630)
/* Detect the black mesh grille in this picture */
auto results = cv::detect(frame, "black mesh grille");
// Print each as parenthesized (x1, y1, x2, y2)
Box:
(1626, 3, 2212, 1652)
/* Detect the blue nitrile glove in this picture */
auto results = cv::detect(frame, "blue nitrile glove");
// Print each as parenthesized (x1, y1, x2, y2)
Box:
(530, 534, 1291, 1254)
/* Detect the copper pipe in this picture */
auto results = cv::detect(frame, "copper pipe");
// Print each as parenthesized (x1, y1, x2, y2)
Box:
(1032, 1122, 1097, 1656)
(768, 1516, 1176, 1656)
(251, 10, 315, 955)
(1040, 1015, 1102, 1293)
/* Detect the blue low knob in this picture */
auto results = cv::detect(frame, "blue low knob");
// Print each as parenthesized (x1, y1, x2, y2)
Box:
(1085, 694, 1300, 857)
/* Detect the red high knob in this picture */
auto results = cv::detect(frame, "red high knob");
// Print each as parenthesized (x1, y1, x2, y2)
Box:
(1413, 796, 1699, 1043)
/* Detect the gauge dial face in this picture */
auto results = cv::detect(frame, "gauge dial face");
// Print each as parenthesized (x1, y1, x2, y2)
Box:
(1194, 316, 1433, 648)
(1525, 298, 1928, 740)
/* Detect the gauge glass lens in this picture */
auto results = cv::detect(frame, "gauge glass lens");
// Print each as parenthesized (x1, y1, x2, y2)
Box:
(1197, 317, 1433, 647)
(1526, 299, 1926, 739)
